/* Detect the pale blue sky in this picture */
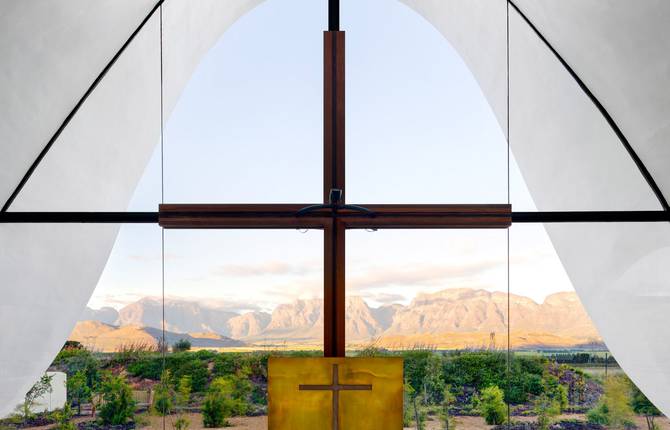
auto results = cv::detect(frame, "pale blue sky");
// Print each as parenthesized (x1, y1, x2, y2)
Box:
(88, 0, 573, 312)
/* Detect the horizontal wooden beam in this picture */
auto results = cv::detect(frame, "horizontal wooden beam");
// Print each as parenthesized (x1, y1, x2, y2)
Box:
(158, 204, 511, 229)
(159, 204, 329, 229)
(342, 204, 511, 229)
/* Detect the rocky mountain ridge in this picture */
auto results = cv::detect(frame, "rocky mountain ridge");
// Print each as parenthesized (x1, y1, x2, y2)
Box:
(77, 289, 601, 349)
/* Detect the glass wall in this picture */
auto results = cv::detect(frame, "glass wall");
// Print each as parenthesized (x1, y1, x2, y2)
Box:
(346, 229, 509, 429)
(508, 223, 669, 430)
(162, 229, 323, 428)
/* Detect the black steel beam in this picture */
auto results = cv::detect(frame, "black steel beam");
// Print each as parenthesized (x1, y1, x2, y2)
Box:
(328, 0, 340, 31)
(512, 211, 670, 223)
(1, 211, 668, 224)
(0, 212, 159, 223)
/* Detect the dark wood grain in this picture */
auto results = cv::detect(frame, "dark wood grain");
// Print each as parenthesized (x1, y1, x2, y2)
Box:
(324, 31, 345, 203)
(159, 204, 511, 229)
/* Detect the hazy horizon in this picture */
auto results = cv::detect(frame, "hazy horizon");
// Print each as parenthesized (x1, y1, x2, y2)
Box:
(85, 286, 581, 314)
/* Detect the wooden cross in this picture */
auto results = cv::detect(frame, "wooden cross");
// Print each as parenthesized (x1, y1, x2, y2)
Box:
(159, 29, 511, 357)
(298, 363, 372, 430)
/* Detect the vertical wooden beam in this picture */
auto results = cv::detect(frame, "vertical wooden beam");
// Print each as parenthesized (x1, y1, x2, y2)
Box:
(324, 220, 346, 357)
(323, 30, 346, 357)
(324, 31, 345, 203)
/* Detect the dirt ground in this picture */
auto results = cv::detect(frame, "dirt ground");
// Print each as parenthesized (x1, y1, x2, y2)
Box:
(21, 412, 670, 430)
(402, 414, 670, 430)
(141, 413, 267, 430)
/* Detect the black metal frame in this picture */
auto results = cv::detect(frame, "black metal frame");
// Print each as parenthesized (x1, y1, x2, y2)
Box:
(1, 0, 166, 213)
(1, 211, 668, 224)
(508, 0, 668, 211)
(1, 0, 666, 227)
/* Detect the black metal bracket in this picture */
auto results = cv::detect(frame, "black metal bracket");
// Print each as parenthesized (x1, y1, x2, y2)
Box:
(295, 188, 375, 217)
(295, 204, 375, 217)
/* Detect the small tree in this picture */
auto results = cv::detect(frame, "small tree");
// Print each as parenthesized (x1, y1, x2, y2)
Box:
(66, 371, 91, 415)
(176, 375, 192, 410)
(480, 386, 507, 425)
(535, 393, 561, 430)
(18, 374, 53, 420)
(631, 384, 662, 430)
(544, 375, 568, 412)
(440, 385, 456, 430)
(403, 378, 425, 430)
(173, 376, 192, 430)
(98, 374, 136, 425)
(152, 370, 174, 416)
(202, 377, 239, 428)
(172, 339, 192, 353)
(535, 375, 567, 430)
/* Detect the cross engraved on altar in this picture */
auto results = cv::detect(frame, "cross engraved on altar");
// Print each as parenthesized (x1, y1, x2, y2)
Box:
(268, 357, 403, 429)
(299, 363, 372, 430)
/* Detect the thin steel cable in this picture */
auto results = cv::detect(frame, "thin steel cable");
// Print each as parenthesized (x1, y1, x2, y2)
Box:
(506, 0, 512, 426)
(159, 5, 166, 430)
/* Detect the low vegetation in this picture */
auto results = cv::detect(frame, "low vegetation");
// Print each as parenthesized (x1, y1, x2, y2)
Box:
(0, 345, 664, 430)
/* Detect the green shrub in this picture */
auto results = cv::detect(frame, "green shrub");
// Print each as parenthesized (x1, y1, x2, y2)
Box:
(176, 375, 192, 409)
(543, 375, 568, 412)
(53, 404, 75, 430)
(403, 351, 445, 405)
(174, 360, 209, 393)
(212, 353, 239, 377)
(201, 376, 252, 427)
(152, 383, 173, 416)
(202, 392, 228, 428)
(127, 355, 163, 380)
(587, 376, 634, 429)
(173, 416, 190, 430)
(587, 403, 610, 425)
(250, 384, 267, 406)
(66, 371, 91, 415)
(480, 386, 507, 425)
(443, 352, 506, 393)
(154, 371, 175, 415)
(535, 394, 561, 430)
(98, 374, 136, 425)
(172, 339, 192, 353)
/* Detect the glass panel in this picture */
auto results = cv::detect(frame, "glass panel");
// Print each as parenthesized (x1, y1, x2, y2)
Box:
(509, 223, 670, 429)
(346, 229, 508, 429)
(163, 229, 323, 427)
(164, 0, 324, 204)
(343, 0, 507, 204)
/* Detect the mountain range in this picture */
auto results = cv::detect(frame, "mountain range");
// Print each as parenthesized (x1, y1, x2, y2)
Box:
(73, 289, 603, 351)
